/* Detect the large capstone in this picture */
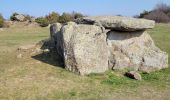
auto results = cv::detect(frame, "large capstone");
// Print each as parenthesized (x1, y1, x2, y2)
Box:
(76, 16, 155, 31)
(107, 30, 168, 72)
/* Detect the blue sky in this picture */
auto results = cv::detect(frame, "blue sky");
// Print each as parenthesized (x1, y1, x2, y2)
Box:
(1, 0, 170, 19)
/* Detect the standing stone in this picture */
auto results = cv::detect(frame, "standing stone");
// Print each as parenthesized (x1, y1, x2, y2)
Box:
(50, 23, 62, 40)
(140, 49, 168, 73)
(61, 22, 108, 75)
(107, 30, 168, 72)
(50, 23, 63, 60)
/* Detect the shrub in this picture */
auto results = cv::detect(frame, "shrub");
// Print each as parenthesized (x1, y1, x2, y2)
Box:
(35, 17, 49, 27)
(3, 21, 10, 28)
(58, 13, 74, 23)
(0, 14, 4, 28)
(24, 14, 34, 22)
(46, 12, 60, 24)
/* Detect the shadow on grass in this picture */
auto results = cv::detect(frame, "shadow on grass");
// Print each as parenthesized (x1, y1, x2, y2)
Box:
(32, 51, 64, 68)
(32, 38, 65, 68)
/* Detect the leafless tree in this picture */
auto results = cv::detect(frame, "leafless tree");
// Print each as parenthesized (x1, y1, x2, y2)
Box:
(155, 2, 170, 14)
(144, 10, 170, 23)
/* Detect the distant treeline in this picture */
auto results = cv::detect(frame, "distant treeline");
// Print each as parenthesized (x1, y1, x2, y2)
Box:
(136, 3, 170, 23)
(0, 11, 84, 28)
(35, 12, 84, 27)
(0, 14, 4, 28)
(1, 2, 170, 28)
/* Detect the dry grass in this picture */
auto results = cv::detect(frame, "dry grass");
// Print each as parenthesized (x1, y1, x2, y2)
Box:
(0, 23, 169, 100)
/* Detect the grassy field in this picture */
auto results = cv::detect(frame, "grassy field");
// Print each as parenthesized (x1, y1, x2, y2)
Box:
(0, 23, 170, 100)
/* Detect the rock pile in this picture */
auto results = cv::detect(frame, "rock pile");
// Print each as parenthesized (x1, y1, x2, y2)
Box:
(48, 16, 168, 75)
(13, 14, 25, 22)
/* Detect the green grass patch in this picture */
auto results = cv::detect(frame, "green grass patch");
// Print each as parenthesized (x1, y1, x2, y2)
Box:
(0, 23, 170, 100)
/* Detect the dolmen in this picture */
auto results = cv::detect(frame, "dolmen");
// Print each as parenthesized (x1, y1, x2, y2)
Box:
(48, 16, 168, 75)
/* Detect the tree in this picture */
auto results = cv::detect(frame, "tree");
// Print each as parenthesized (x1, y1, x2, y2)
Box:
(138, 10, 150, 18)
(46, 12, 60, 24)
(137, 2, 170, 23)
(0, 14, 4, 28)
(58, 13, 74, 23)
(155, 2, 170, 14)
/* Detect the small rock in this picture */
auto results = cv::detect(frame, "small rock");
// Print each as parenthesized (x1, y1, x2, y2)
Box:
(36, 61, 42, 64)
(35, 48, 42, 53)
(125, 71, 142, 80)
(17, 54, 22, 58)
(0, 28, 4, 31)
(43, 49, 50, 52)
(18, 44, 35, 51)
